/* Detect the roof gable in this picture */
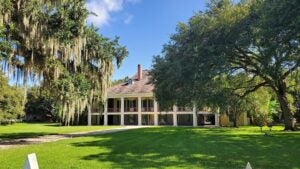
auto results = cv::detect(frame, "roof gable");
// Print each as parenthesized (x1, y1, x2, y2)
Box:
(108, 70, 154, 95)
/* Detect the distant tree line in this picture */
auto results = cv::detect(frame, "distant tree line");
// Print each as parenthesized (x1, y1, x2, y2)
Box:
(0, 72, 24, 124)
(111, 76, 130, 86)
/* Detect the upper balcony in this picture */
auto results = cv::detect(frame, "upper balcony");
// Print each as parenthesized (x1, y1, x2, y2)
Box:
(142, 98, 154, 112)
(107, 98, 121, 113)
(106, 97, 158, 113)
(125, 107, 138, 112)
(125, 98, 138, 112)
(108, 108, 121, 113)
(177, 106, 192, 112)
(142, 107, 154, 112)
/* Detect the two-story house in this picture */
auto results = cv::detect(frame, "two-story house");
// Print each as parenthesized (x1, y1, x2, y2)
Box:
(88, 64, 224, 127)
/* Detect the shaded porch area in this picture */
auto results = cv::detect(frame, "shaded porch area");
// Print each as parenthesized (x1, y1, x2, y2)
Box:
(108, 115, 120, 125)
(177, 114, 193, 126)
(197, 114, 215, 126)
(142, 114, 154, 125)
(107, 98, 121, 113)
(124, 114, 138, 125)
(91, 115, 104, 125)
(158, 114, 173, 125)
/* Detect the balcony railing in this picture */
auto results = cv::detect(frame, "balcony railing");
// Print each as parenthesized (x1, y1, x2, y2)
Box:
(142, 107, 154, 112)
(156, 106, 172, 112)
(108, 108, 121, 113)
(177, 107, 192, 112)
(125, 107, 138, 112)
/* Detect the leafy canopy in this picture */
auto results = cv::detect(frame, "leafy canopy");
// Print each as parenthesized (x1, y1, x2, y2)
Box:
(151, 0, 300, 130)
(0, 0, 128, 125)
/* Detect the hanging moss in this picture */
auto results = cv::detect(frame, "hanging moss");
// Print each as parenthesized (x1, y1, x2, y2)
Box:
(0, 0, 128, 125)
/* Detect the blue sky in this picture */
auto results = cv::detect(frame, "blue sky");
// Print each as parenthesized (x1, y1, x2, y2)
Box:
(86, 0, 207, 80)
(6, 0, 207, 85)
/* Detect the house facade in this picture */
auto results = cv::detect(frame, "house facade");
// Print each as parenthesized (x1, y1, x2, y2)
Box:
(88, 64, 224, 127)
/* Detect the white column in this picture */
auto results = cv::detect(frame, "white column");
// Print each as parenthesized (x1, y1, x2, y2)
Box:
(193, 105, 197, 127)
(104, 101, 108, 126)
(173, 113, 177, 126)
(138, 97, 142, 125)
(173, 104, 177, 126)
(154, 100, 158, 125)
(154, 100, 158, 112)
(121, 97, 124, 126)
(104, 113, 108, 126)
(87, 104, 92, 126)
(154, 114, 158, 125)
(215, 113, 219, 126)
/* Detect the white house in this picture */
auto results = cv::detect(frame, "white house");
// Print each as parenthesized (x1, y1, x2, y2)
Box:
(88, 64, 219, 127)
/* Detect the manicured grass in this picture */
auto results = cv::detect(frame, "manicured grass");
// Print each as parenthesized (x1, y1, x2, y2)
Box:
(0, 126, 299, 169)
(0, 123, 119, 140)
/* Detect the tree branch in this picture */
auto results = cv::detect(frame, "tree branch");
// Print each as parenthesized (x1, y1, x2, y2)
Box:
(283, 63, 300, 79)
(233, 46, 274, 85)
(238, 81, 269, 98)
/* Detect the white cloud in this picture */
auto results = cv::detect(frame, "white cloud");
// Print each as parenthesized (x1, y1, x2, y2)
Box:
(124, 14, 133, 24)
(86, 0, 140, 27)
(126, 0, 141, 4)
(86, 0, 124, 27)
(103, 0, 123, 11)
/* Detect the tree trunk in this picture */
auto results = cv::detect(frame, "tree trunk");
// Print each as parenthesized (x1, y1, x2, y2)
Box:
(233, 118, 238, 127)
(87, 104, 92, 126)
(232, 108, 238, 127)
(276, 81, 298, 131)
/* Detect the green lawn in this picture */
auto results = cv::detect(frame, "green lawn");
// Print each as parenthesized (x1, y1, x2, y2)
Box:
(0, 126, 299, 169)
(0, 123, 119, 140)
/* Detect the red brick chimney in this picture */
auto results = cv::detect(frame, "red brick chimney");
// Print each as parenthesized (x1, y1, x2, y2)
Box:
(137, 64, 142, 81)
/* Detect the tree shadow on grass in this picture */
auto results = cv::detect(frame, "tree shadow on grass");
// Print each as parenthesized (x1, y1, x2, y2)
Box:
(42, 124, 62, 127)
(0, 132, 55, 141)
(71, 127, 300, 169)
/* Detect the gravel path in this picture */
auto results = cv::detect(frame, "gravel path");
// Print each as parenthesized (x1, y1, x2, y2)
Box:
(0, 126, 146, 149)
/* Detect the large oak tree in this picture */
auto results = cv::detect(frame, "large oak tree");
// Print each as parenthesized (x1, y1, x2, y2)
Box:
(0, 0, 128, 125)
(151, 0, 299, 130)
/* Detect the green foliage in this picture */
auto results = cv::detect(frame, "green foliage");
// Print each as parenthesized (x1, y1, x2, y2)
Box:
(0, 24, 17, 59)
(46, 1, 88, 44)
(214, 74, 275, 127)
(247, 88, 277, 126)
(111, 76, 130, 86)
(0, 0, 128, 125)
(151, 0, 300, 130)
(0, 72, 24, 124)
(25, 87, 55, 122)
